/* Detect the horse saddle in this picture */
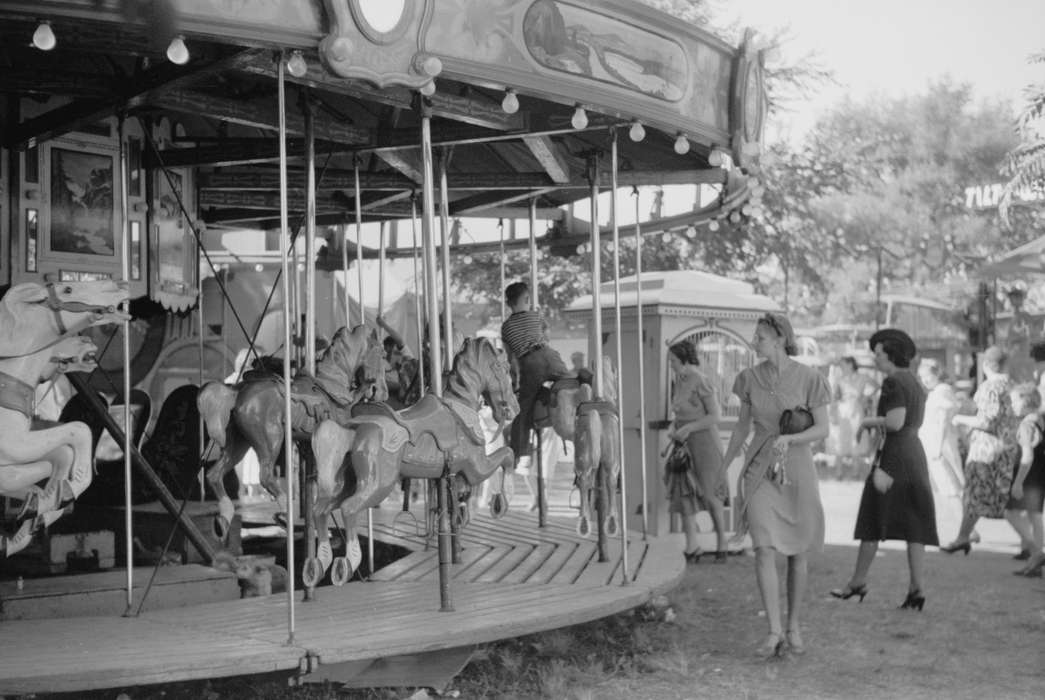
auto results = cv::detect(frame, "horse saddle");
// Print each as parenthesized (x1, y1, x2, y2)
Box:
(533, 376, 586, 428)
(353, 395, 483, 452)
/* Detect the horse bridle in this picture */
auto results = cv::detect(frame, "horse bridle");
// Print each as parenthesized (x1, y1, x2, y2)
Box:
(0, 283, 118, 361)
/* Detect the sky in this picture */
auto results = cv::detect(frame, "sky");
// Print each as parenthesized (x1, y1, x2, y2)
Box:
(723, 0, 1044, 142)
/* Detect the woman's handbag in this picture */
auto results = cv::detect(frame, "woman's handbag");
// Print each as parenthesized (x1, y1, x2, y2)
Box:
(868, 429, 893, 493)
(779, 405, 814, 435)
(664, 440, 691, 476)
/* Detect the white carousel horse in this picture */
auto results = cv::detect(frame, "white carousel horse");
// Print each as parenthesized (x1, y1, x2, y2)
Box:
(573, 357, 622, 539)
(0, 280, 129, 556)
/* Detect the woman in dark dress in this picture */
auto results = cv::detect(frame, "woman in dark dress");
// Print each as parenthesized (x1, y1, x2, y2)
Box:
(831, 329, 939, 610)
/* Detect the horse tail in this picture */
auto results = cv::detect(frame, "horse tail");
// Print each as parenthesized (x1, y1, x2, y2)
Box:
(313, 420, 357, 514)
(198, 382, 236, 449)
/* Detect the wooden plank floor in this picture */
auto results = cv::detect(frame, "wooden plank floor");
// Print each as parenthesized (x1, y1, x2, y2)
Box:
(0, 480, 683, 695)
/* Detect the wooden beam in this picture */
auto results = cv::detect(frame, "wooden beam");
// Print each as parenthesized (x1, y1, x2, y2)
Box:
(147, 89, 369, 145)
(199, 169, 556, 191)
(521, 136, 572, 184)
(144, 139, 354, 169)
(451, 187, 560, 216)
(456, 206, 565, 220)
(237, 53, 526, 132)
(198, 189, 344, 211)
(4, 50, 254, 150)
(376, 150, 424, 183)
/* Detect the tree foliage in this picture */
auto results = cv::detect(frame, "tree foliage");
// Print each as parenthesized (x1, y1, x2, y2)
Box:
(1001, 50, 1045, 226)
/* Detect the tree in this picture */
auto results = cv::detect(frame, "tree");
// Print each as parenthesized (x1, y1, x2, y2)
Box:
(1001, 50, 1045, 227)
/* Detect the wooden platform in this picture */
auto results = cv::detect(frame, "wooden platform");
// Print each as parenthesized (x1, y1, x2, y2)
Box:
(0, 502, 682, 695)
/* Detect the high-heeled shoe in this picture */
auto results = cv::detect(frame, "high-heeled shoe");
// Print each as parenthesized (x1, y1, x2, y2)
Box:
(756, 632, 784, 659)
(829, 583, 868, 602)
(899, 590, 925, 611)
(1014, 554, 1044, 577)
(786, 629, 805, 655)
(713, 550, 728, 563)
(1013, 548, 1031, 561)
(684, 548, 703, 564)
(940, 540, 972, 555)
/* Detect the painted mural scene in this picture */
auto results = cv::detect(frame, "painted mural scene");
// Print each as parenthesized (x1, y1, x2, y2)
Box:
(0, 0, 1043, 698)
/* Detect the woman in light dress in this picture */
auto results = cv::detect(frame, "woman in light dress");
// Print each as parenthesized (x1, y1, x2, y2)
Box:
(917, 359, 965, 526)
(829, 357, 877, 474)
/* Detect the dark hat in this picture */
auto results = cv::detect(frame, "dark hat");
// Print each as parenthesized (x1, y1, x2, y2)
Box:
(868, 328, 917, 363)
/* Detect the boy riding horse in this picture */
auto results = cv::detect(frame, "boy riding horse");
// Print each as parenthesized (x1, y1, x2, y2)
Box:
(501, 282, 570, 470)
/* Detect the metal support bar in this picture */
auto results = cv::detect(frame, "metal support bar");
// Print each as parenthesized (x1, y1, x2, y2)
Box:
(610, 130, 629, 584)
(438, 155, 454, 370)
(633, 188, 649, 539)
(117, 115, 134, 610)
(303, 91, 318, 602)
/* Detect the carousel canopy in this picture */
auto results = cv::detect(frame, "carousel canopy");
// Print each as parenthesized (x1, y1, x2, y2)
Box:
(566, 269, 780, 314)
(1, 0, 766, 239)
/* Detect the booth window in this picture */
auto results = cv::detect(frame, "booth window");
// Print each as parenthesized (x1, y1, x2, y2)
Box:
(25, 209, 38, 272)
(25, 146, 39, 184)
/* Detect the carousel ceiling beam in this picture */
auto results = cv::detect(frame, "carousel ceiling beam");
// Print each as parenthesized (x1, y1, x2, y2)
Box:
(451, 187, 560, 216)
(0, 66, 114, 99)
(456, 206, 565, 220)
(199, 189, 344, 211)
(237, 54, 525, 132)
(362, 190, 414, 212)
(4, 50, 254, 150)
(147, 89, 370, 145)
(375, 150, 425, 184)
(145, 138, 352, 169)
(198, 169, 558, 191)
(521, 136, 572, 184)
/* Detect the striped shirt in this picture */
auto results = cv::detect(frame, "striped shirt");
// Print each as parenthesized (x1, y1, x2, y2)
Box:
(501, 310, 546, 358)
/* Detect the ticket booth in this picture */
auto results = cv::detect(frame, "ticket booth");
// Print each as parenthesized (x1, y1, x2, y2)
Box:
(564, 270, 779, 536)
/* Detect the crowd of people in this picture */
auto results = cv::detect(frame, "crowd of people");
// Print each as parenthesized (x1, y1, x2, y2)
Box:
(661, 310, 1045, 659)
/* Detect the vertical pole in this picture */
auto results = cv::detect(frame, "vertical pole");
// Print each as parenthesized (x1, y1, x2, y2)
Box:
(498, 220, 506, 322)
(632, 188, 649, 539)
(118, 116, 134, 610)
(378, 221, 387, 315)
(410, 197, 426, 394)
(528, 200, 545, 527)
(303, 92, 318, 601)
(609, 130, 629, 584)
(438, 155, 454, 370)
(197, 248, 206, 503)
(355, 161, 365, 326)
(341, 220, 350, 328)
(588, 154, 603, 398)
(421, 103, 452, 611)
(277, 55, 297, 644)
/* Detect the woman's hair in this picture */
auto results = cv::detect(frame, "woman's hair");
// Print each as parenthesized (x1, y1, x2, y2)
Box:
(981, 345, 1007, 373)
(669, 340, 700, 366)
(877, 337, 912, 368)
(840, 356, 858, 372)
(1012, 382, 1042, 414)
(919, 357, 946, 381)
(757, 312, 798, 356)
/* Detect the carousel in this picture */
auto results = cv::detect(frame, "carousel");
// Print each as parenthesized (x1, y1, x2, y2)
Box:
(0, 0, 767, 694)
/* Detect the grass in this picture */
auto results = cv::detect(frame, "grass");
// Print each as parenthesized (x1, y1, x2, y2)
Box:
(47, 540, 1045, 700)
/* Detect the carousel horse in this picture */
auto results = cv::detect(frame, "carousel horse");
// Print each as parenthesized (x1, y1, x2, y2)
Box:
(0, 280, 129, 556)
(197, 325, 387, 538)
(573, 357, 622, 539)
(306, 337, 518, 585)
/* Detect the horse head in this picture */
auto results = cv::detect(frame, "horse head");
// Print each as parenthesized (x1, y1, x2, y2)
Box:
(447, 337, 518, 427)
(317, 325, 387, 404)
(1, 281, 129, 340)
(44, 335, 99, 378)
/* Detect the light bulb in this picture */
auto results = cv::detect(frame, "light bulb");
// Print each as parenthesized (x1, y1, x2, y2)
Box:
(729, 211, 741, 224)
(462, 255, 474, 265)
(628, 120, 645, 142)
(419, 80, 436, 96)
(684, 225, 697, 239)
(501, 89, 519, 114)
(673, 134, 690, 155)
(286, 50, 307, 78)
(32, 21, 56, 51)
(708, 219, 720, 232)
(571, 105, 588, 130)
(741, 204, 753, 216)
(166, 35, 189, 65)
(576, 243, 586, 255)
(708, 148, 723, 167)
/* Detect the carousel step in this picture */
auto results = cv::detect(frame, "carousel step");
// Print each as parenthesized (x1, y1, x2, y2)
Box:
(0, 564, 239, 621)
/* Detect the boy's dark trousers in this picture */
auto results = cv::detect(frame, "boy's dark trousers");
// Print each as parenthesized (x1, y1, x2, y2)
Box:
(509, 346, 569, 457)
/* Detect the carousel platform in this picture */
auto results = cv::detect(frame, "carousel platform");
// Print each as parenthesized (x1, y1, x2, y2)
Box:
(0, 504, 682, 695)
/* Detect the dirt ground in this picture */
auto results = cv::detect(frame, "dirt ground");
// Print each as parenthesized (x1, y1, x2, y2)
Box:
(39, 481, 1045, 700)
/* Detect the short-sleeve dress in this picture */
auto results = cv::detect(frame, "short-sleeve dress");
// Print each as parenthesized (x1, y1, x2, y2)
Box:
(1007, 413, 1045, 513)
(732, 359, 831, 555)
(667, 365, 726, 515)
(853, 370, 939, 544)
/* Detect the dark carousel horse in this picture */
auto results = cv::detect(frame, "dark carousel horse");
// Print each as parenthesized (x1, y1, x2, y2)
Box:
(197, 325, 386, 538)
(306, 337, 518, 585)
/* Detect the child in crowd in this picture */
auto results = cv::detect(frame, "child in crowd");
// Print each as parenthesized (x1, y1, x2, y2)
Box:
(1008, 383, 1045, 576)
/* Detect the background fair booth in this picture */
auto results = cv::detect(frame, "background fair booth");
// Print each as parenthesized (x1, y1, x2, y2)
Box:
(565, 270, 779, 537)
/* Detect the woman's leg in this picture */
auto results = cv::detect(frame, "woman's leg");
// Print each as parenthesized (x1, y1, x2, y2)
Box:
(786, 554, 808, 634)
(682, 512, 701, 554)
(954, 510, 980, 543)
(906, 542, 925, 593)
(1029, 511, 1044, 554)
(687, 432, 727, 553)
(754, 547, 782, 636)
(848, 540, 878, 586)
(1004, 509, 1034, 551)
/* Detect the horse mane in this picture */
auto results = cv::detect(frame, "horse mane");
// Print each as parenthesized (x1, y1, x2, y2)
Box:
(446, 337, 495, 403)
